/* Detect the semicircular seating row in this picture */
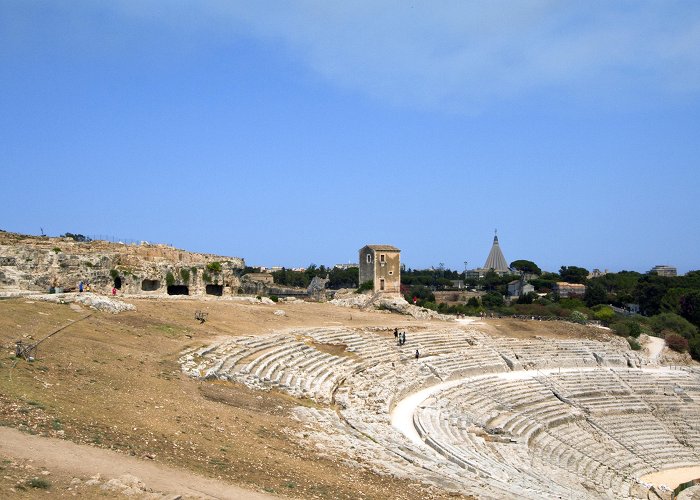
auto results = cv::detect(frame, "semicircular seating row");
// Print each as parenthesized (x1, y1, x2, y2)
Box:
(180, 327, 700, 498)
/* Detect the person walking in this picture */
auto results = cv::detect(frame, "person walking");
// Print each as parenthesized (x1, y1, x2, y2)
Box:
(415, 349, 420, 359)
(112, 287, 117, 296)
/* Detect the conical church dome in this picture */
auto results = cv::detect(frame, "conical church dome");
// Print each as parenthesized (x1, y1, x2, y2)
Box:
(483, 234, 509, 273)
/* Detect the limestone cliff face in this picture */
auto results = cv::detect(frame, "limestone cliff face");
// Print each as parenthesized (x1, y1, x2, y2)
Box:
(0, 231, 244, 296)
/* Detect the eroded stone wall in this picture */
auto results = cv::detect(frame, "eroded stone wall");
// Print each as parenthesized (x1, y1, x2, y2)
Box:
(0, 231, 244, 296)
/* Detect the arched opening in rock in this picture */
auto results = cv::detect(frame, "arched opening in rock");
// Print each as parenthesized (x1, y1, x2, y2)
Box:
(167, 285, 189, 295)
(141, 279, 160, 291)
(113, 276, 122, 289)
(206, 284, 223, 296)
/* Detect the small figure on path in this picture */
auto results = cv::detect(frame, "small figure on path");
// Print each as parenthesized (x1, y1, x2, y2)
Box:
(401, 332, 406, 345)
(393, 328, 398, 340)
(79, 281, 83, 293)
(112, 287, 117, 296)
(415, 349, 420, 359)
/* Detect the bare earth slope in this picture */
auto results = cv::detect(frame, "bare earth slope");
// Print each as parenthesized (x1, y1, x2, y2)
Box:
(0, 297, 451, 499)
(0, 426, 273, 499)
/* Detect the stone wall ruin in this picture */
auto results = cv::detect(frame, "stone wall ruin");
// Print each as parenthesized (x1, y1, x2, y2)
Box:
(0, 231, 245, 297)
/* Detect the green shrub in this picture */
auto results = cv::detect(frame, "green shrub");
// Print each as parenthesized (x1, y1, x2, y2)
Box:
(482, 292, 504, 309)
(593, 306, 615, 325)
(611, 318, 643, 338)
(627, 337, 642, 350)
(628, 321, 642, 338)
(269, 295, 279, 302)
(689, 337, 700, 362)
(559, 298, 586, 310)
(180, 268, 190, 283)
(202, 271, 211, 283)
(165, 271, 175, 287)
(649, 313, 698, 339)
(356, 280, 374, 293)
(404, 285, 435, 304)
(570, 310, 588, 324)
(52, 247, 61, 253)
(110, 269, 119, 279)
(206, 261, 222, 273)
(27, 477, 51, 489)
(467, 297, 480, 307)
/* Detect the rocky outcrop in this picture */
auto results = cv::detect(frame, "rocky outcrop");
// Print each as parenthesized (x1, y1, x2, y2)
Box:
(331, 290, 453, 321)
(32, 292, 136, 313)
(307, 276, 329, 301)
(0, 231, 244, 297)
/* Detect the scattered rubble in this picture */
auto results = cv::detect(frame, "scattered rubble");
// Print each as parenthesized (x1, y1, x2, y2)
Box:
(31, 292, 136, 313)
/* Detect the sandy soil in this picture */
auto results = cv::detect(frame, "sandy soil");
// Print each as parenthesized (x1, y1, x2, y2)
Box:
(640, 465, 700, 490)
(644, 335, 665, 363)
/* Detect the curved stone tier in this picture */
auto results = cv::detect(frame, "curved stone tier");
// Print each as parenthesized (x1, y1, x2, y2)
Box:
(180, 327, 700, 499)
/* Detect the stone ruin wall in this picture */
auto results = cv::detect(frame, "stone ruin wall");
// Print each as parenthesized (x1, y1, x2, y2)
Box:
(0, 232, 245, 296)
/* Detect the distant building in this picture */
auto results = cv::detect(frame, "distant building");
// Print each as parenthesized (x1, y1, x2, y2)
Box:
(508, 280, 535, 297)
(588, 268, 608, 279)
(469, 232, 513, 277)
(243, 273, 274, 284)
(358, 245, 401, 294)
(650, 265, 677, 277)
(451, 279, 465, 289)
(334, 263, 358, 270)
(553, 282, 586, 299)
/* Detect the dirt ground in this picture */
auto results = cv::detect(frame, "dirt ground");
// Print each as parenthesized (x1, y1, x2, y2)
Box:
(0, 296, 621, 499)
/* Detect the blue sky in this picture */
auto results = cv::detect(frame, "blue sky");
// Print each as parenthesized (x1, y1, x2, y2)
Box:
(2, 1, 699, 273)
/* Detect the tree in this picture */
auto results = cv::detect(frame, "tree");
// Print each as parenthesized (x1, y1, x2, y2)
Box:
(482, 269, 500, 292)
(635, 276, 670, 316)
(680, 290, 700, 327)
(482, 292, 504, 309)
(585, 280, 608, 307)
(659, 288, 689, 315)
(530, 272, 560, 293)
(517, 291, 537, 304)
(510, 260, 541, 276)
(559, 266, 589, 284)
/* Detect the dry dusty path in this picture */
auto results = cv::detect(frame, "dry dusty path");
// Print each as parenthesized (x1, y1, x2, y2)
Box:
(0, 426, 276, 499)
(646, 335, 665, 363)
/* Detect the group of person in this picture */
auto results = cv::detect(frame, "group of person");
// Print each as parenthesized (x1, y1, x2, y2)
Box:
(78, 280, 118, 296)
(393, 328, 420, 359)
(393, 328, 407, 345)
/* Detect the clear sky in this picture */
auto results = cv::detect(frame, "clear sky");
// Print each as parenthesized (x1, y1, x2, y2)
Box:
(2, 1, 699, 274)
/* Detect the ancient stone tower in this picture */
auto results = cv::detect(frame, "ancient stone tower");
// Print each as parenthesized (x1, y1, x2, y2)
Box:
(358, 245, 401, 294)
